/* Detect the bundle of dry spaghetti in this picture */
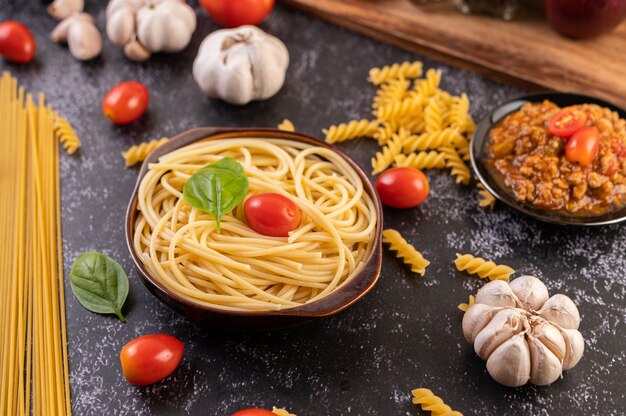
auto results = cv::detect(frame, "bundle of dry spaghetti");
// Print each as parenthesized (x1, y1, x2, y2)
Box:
(0, 72, 71, 415)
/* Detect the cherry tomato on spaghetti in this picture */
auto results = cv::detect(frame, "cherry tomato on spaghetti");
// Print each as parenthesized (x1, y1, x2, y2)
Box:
(199, 0, 275, 28)
(120, 334, 184, 386)
(565, 126, 600, 166)
(0, 21, 36, 64)
(102, 81, 149, 125)
(375, 167, 429, 208)
(244, 193, 301, 237)
(548, 108, 587, 138)
(231, 409, 276, 416)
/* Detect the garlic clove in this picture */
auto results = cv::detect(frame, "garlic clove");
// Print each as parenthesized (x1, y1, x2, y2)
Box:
(124, 38, 151, 62)
(475, 279, 519, 308)
(530, 319, 566, 362)
(48, 0, 84, 20)
(509, 275, 549, 311)
(560, 328, 585, 370)
(66, 14, 103, 61)
(462, 303, 502, 343)
(50, 17, 74, 43)
(106, 5, 135, 47)
(474, 308, 526, 360)
(539, 294, 581, 330)
(486, 332, 531, 387)
(527, 335, 563, 385)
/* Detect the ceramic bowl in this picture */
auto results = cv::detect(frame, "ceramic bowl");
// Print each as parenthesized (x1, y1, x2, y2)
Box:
(471, 92, 626, 226)
(125, 127, 383, 330)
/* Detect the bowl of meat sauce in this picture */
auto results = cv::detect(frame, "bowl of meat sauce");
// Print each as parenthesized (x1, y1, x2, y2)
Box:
(471, 92, 626, 225)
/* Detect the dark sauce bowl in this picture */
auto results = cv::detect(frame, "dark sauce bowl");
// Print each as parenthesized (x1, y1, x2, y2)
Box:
(125, 127, 383, 331)
(471, 92, 626, 226)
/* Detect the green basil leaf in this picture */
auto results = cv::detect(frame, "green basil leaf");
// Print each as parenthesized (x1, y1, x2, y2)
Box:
(69, 252, 129, 322)
(182, 157, 249, 232)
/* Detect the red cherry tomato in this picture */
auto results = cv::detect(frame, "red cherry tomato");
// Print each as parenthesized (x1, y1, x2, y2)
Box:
(120, 334, 184, 386)
(232, 409, 276, 416)
(244, 193, 301, 237)
(199, 0, 275, 28)
(0, 21, 36, 64)
(548, 108, 587, 138)
(375, 167, 429, 209)
(565, 126, 600, 166)
(102, 81, 149, 125)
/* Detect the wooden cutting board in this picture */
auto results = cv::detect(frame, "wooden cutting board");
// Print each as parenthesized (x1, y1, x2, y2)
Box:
(283, 0, 626, 108)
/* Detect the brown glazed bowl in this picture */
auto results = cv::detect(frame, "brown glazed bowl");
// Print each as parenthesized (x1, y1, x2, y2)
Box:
(125, 127, 383, 331)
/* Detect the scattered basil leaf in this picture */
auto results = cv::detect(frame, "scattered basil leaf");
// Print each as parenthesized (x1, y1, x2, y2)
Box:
(182, 157, 249, 232)
(69, 252, 129, 322)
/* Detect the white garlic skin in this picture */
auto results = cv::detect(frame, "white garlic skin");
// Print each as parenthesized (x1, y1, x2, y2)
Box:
(462, 303, 502, 343)
(527, 335, 562, 385)
(193, 26, 289, 105)
(486, 333, 530, 387)
(509, 275, 549, 311)
(48, 0, 84, 20)
(475, 280, 518, 308)
(530, 319, 566, 361)
(124, 37, 151, 62)
(560, 328, 585, 370)
(539, 294, 581, 330)
(51, 13, 103, 61)
(474, 308, 525, 360)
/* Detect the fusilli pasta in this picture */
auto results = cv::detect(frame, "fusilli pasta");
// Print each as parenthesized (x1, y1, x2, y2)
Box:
(477, 183, 496, 209)
(458, 294, 476, 312)
(412, 69, 442, 98)
(454, 253, 514, 282)
(424, 97, 444, 134)
(323, 119, 379, 144)
(441, 147, 471, 185)
(122, 137, 169, 167)
(372, 77, 409, 110)
(374, 94, 425, 122)
(371, 129, 407, 175)
(448, 93, 470, 131)
(394, 151, 446, 170)
(402, 128, 460, 153)
(272, 407, 296, 416)
(53, 113, 81, 155)
(277, 119, 295, 132)
(368, 61, 423, 85)
(412, 388, 463, 416)
(373, 120, 399, 146)
(382, 229, 430, 276)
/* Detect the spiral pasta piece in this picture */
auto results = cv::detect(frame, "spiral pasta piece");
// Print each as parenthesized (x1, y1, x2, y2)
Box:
(374, 94, 425, 122)
(272, 407, 297, 416)
(368, 61, 423, 85)
(454, 253, 514, 282)
(448, 93, 470, 131)
(371, 129, 407, 175)
(441, 147, 471, 185)
(413, 69, 442, 98)
(424, 97, 444, 134)
(372, 77, 409, 110)
(53, 113, 81, 155)
(477, 183, 496, 209)
(402, 128, 461, 153)
(277, 119, 295, 132)
(122, 137, 169, 167)
(373, 120, 400, 146)
(458, 294, 476, 312)
(382, 229, 430, 276)
(398, 115, 425, 134)
(323, 119, 379, 144)
(394, 151, 446, 170)
(412, 388, 463, 416)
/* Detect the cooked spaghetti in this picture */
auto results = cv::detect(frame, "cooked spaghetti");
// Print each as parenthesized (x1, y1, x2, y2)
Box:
(133, 138, 378, 311)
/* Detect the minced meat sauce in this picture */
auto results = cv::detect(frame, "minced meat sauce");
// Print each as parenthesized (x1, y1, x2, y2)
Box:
(488, 100, 626, 214)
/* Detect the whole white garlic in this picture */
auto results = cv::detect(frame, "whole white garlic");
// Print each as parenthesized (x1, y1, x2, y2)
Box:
(193, 26, 289, 105)
(461, 276, 585, 387)
(48, 0, 84, 20)
(51, 13, 103, 61)
(106, 0, 196, 61)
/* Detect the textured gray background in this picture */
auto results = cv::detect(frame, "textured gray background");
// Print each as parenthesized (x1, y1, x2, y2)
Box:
(1, 1, 625, 415)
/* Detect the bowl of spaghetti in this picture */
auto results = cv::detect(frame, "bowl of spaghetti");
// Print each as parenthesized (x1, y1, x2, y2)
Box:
(125, 127, 383, 330)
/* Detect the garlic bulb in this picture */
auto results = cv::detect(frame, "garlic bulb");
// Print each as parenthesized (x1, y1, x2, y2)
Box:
(461, 276, 584, 387)
(48, 0, 84, 20)
(51, 13, 103, 61)
(193, 26, 289, 105)
(106, 0, 196, 61)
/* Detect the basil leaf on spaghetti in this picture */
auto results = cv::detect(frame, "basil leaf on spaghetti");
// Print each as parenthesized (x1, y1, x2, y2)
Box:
(182, 157, 249, 232)
(69, 252, 129, 322)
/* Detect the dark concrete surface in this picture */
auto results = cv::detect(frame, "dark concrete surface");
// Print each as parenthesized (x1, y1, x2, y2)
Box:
(1, 1, 624, 415)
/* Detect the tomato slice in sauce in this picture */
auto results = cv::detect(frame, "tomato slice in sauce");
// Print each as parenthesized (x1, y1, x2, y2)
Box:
(548, 109, 587, 138)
